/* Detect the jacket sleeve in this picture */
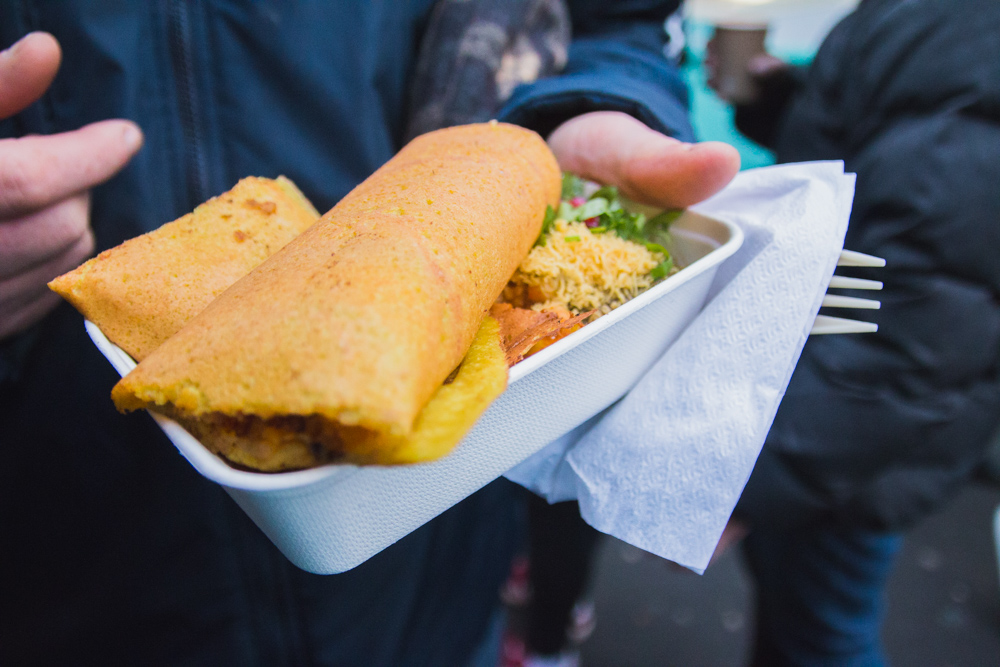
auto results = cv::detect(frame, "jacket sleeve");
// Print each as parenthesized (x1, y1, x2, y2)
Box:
(498, 0, 692, 140)
(736, 92, 1000, 532)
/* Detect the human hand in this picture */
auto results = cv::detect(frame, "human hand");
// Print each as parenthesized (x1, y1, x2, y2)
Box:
(705, 33, 791, 105)
(546, 111, 740, 210)
(0, 32, 143, 340)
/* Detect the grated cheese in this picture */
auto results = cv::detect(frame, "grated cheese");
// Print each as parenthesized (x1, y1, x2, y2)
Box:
(512, 218, 666, 317)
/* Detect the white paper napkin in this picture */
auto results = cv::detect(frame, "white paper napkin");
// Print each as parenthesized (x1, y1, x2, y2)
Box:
(504, 161, 856, 573)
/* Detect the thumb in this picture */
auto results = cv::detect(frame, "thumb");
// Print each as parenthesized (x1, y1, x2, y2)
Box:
(0, 32, 61, 119)
(548, 112, 740, 209)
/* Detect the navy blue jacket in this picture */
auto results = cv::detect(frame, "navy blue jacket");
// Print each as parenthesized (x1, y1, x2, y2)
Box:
(736, 0, 1000, 531)
(0, 2, 688, 665)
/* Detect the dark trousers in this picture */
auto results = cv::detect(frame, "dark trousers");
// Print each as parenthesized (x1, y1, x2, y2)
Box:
(743, 520, 904, 667)
(525, 495, 602, 655)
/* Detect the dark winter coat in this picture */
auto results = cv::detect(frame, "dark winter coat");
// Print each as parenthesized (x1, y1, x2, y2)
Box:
(736, 0, 1000, 531)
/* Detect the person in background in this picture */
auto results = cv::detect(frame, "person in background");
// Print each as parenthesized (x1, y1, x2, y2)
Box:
(501, 494, 603, 667)
(706, 0, 1000, 664)
(0, 2, 738, 664)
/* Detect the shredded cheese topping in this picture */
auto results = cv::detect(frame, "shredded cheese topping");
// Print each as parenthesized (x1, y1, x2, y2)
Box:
(512, 219, 665, 316)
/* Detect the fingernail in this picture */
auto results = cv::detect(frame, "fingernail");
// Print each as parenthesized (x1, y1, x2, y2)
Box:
(122, 123, 144, 151)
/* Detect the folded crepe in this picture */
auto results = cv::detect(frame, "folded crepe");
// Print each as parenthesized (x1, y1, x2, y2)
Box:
(49, 176, 320, 361)
(111, 122, 561, 470)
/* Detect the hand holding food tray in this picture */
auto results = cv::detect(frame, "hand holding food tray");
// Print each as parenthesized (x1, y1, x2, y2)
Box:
(53, 123, 854, 573)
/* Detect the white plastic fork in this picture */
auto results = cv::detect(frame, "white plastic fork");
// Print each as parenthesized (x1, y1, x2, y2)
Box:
(811, 250, 885, 335)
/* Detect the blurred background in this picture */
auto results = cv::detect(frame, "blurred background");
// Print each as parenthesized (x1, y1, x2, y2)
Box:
(682, 0, 860, 170)
(505, 2, 1000, 665)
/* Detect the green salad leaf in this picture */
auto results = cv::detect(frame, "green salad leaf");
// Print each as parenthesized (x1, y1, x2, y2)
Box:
(649, 256, 675, 280)
(534, 204, 557, 247)
(536, 174, 683, 280)
(575, 197, 609, 220)
(561, 173, 585, 200)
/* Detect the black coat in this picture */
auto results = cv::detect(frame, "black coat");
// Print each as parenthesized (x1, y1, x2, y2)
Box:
(736, 0, 1000, 531)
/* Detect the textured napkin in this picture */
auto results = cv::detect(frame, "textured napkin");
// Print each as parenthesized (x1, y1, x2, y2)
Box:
(504, 161, 856, 573)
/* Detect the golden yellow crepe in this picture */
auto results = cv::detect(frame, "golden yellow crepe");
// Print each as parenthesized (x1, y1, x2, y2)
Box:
(111, 122, 561, 469)
(48, 176, 319, 361)
(169, 316, 510, 469)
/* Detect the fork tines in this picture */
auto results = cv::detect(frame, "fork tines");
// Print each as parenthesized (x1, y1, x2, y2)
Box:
(810, 250, 885, 335)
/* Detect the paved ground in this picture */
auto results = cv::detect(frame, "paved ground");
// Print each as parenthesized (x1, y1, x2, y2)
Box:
(578, 482, 1000, 666)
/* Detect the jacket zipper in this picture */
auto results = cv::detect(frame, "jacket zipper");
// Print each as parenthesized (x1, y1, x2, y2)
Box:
(167, 0, 210, 208)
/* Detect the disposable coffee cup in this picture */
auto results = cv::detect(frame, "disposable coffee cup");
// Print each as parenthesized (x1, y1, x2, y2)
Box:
(712, 24, 768, 104)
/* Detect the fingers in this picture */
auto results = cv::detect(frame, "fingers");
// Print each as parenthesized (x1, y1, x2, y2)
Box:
(0, 32, 143, 215)
(0, 229, 93, 339)
(0, 193, 95, 340)
(0, 32, 61, 119)
(548, 112, 740, 209)
(0, 192, 90, 277)
(0, 119, 143, 217)
(0, 227, 93, 306)
(0, 33, 140, 339)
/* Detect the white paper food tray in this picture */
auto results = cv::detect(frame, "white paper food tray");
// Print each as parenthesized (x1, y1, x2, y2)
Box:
(87, 210, 743, 574)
